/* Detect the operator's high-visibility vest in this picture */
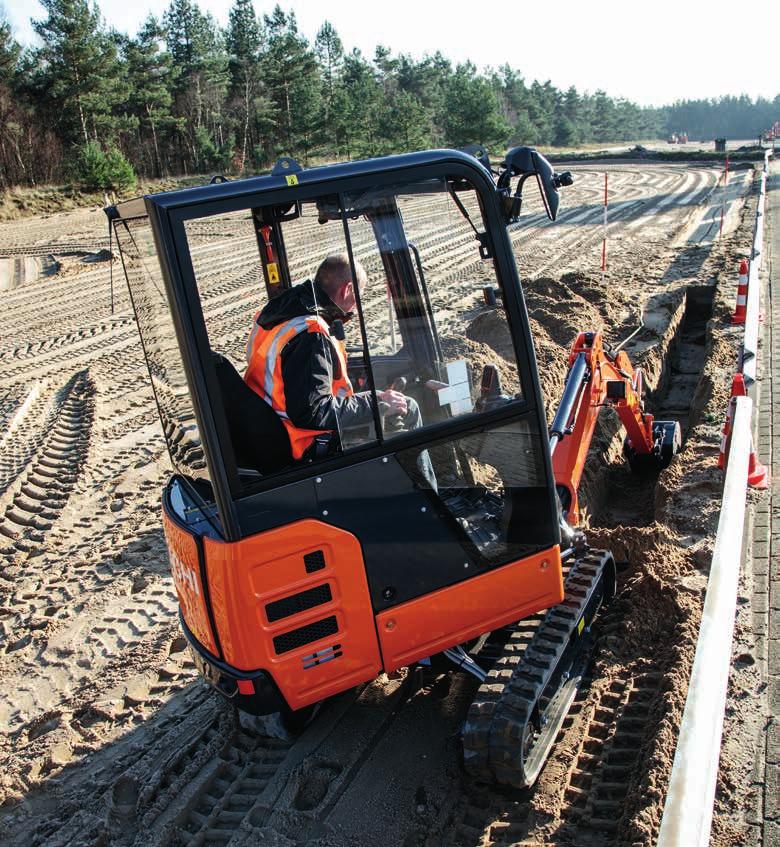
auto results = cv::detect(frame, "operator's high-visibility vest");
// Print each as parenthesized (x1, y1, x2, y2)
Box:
(244, 314, 353, 460)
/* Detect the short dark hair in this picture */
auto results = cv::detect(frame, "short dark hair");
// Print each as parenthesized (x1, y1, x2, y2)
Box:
(314, 253, 367, 295)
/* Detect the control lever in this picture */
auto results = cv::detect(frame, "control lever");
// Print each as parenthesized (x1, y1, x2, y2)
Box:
(382, 376, 407, 433)
(476, 365, 507, 413)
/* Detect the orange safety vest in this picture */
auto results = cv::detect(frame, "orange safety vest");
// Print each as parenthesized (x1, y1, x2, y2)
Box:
(244, 313, 353, 460)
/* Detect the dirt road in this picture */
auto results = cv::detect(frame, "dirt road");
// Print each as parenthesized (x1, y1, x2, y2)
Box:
(0, 162, 762, 846)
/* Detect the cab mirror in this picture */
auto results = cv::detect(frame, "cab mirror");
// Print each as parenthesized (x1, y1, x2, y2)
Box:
(499, 146, 573, 222)
(532, 152, 560, 220)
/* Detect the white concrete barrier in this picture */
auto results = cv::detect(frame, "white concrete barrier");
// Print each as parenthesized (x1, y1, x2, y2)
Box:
(656, 396, 752, 847)
(657, 148, 772, 845)
(742, 150, 772, 388)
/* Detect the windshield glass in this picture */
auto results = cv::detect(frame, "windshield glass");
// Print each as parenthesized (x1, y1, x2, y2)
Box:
(341, 176, 524, 441)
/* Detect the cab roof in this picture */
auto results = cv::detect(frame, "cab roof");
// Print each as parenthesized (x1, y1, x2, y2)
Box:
(108, 148, 493, 221)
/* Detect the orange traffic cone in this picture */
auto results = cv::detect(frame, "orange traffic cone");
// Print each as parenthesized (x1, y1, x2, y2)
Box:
(731, 372, 747, 397)
(731, 259, 749, 324)
(717, 374, 747, 470)
(747, 433, 769, 489)
(717, 399, 734, 470)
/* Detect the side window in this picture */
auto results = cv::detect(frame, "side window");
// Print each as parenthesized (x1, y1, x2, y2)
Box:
(114, 217, 210, 487)
(181, 198, 382, 479)
(183, 209, 262, 367)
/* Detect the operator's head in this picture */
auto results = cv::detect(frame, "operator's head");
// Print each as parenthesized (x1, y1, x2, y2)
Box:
(314, 253, 367, 315)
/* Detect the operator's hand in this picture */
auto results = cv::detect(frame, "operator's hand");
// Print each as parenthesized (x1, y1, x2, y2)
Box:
(377, 390, 408, 416)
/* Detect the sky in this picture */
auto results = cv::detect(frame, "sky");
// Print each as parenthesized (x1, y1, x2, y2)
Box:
(4, 0, 778, 108)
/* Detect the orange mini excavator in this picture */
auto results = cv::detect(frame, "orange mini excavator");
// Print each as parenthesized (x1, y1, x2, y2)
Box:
(108, 145, 680, 787)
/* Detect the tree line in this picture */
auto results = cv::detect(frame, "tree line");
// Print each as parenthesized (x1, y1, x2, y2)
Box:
(0, 0, 777, 192)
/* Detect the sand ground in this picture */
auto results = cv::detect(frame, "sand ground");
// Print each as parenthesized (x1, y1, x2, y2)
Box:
(0, 162, 764, 846)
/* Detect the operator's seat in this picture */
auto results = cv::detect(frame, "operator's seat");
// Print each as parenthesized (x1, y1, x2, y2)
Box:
(212, 352, 293, 474)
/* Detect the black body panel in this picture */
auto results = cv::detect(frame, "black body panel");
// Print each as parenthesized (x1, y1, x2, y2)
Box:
(182, 616, 286, 716)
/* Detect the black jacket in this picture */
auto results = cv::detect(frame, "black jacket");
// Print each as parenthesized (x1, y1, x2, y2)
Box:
(253, 281, 374, 433)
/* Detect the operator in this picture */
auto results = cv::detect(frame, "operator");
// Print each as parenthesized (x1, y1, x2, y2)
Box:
(244, 253, 427, 463)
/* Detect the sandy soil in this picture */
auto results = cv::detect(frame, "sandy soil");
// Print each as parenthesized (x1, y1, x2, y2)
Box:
(0, 162, 762, 846)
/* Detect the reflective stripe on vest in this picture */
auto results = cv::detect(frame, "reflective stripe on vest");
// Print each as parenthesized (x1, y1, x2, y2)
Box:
(244, 314, 353, 459)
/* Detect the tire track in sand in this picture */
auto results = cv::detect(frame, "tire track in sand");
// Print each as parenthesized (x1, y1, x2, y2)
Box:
(0, 371, 94, 557)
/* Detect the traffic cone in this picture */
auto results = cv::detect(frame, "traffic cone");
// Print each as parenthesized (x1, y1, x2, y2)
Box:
(730, 372, 747, 397)
(717, 374, 747, 470)
(747, 433, 769, 489)
(717, 398, 734, 470)
(731, 259, 749, 324)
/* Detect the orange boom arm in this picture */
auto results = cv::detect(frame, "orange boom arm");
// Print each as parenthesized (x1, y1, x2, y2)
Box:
(550, 331, 677, 525)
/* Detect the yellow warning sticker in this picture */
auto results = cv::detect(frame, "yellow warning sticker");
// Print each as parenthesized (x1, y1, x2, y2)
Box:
(577, 617, 585, 635)
(285, 175, 298, 185)
(267, 262, 280, 284)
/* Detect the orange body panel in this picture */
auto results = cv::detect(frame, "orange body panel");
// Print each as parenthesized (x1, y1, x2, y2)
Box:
(162, 508, 218, 656)
(376, 546, 563, 671)
(203, 520, 381, 711)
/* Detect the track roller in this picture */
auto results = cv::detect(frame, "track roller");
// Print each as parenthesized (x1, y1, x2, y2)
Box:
(462, 549, 616, 788)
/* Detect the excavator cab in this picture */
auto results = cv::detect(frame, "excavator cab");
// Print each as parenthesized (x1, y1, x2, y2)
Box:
(109, 147, 636, 788)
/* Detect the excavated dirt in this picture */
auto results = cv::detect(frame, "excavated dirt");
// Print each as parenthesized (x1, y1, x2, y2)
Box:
(0, 163, 764, 846)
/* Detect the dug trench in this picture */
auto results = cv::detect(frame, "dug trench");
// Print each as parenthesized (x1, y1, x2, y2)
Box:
(436, 283, 720, 847)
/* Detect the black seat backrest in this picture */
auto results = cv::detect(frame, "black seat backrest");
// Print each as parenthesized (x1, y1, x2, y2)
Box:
(212, 352, 293, 474)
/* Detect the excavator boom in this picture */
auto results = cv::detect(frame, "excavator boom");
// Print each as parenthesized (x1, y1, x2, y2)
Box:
(550, 331, 680, 524)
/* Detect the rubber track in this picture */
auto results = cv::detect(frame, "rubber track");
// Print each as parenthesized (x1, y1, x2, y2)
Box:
(446, 668, 663, 846)
(462, 550, 613, 788)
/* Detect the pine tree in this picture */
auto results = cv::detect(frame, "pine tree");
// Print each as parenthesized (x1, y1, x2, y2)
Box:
(382, 89, 430, 152)
(332, 48, 383, 159)
(123, 16, 175, 176)
(553, 87, 583, 147)
(314, 20, 343, 155)
(164, 0, 229, 172)
(227, 0, 271, 171)
(492, 65, 536, 145)
(32, 0, 126, 146)
(261, 6, 321, 162)
(443, 62, 509, 150)
(0, 17, 20, 85)
(395, 52, 450, 144)
(0, 17, 25, 187)
(592, 90, 617, 143)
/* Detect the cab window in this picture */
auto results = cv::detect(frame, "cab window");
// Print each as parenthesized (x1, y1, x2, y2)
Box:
(166, 172, 529, 489)
(113, 215, 211, 492)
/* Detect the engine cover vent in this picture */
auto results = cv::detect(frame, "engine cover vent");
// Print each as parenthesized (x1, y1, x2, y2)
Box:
(273, 615, 338, 655)
(265, 584, 332, 623)
(304, 549, 326, 573)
